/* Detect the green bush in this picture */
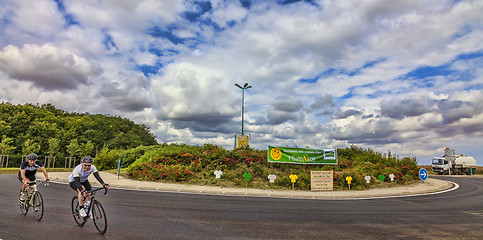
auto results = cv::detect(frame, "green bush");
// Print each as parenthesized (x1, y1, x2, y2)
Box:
(127, 160, 195, 182)
(118, 145, 163, 168)
(95, 146, 123, 170)
(119, 144, 419, 191)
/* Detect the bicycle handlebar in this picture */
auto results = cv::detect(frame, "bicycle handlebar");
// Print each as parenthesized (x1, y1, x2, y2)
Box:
(27, 179, 49, 187)
(87, 186, 109, 196)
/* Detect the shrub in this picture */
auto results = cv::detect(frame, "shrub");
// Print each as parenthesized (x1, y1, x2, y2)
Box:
(95, 146, 123, 170)
(118, 145, 163, 168)
(127, 160, 195, 182)
(118, 144, 419, 190)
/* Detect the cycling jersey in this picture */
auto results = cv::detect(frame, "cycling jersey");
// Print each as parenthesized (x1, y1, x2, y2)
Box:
(19, 160, 44, 177)
(68, 164, 98, 183)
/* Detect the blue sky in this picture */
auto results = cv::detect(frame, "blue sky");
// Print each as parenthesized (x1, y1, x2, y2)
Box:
(0, 0, 482, 165)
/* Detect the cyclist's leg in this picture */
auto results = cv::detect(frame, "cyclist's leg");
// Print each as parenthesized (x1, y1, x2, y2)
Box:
(78, 186, 86, 207)
(83, 181, 92, 206)
(70, 181, 86, 207)
(18, 174, 26, 201)
(19, 174, 35, 194)
(18, 173, 26, 192)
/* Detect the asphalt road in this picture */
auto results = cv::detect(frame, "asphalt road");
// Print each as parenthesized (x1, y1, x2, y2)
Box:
(1, 175, 482, 240)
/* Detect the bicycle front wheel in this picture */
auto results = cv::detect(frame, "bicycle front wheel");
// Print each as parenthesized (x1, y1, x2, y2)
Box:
(92, 200, 107, 234)
(33, 191, 44, 221)
(19, 190, 28, 215)
(71, 196, 86, 226)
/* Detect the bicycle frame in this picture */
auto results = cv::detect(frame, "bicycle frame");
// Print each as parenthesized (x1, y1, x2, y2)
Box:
(82, 187, 107, 211)
(72, 186, 109, 234)
(25, 180, 40, 202)
(19, 179, 47, 221)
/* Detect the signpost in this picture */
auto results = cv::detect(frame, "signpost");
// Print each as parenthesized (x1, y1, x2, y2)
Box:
(311, 171, 333, 191)
(117, 160, 121, 179)
(364, 175, 371, 184)
(345, 176, 352, 190)
(419, 168, 428, 181)
(214, 170, 223, 179)
(268, 174, 277, 184)
(364, 175, 371, 189)
(378, 175, 385, 182)
(243, 173, 251, 187)
(289, 174, 298, 190)
(236, 135, 249, 148)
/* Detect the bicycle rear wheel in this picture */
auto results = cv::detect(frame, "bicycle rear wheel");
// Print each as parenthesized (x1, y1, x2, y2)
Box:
(18, 190, 28, 215)
(71, 196, 86, 226)
(92, 200, 107, 234)
(33, 191, 44, 221)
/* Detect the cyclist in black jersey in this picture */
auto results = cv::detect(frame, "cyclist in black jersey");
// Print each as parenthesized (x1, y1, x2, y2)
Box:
(18, 153, 50, 200)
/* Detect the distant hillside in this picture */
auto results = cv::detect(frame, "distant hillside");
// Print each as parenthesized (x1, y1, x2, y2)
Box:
(0, 102, 158, 166)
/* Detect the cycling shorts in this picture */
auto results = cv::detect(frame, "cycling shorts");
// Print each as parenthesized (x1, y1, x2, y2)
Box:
(69, 180, 92, 192)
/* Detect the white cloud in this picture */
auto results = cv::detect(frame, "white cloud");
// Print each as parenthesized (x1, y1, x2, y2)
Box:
(0, 0, 482, 165)
(151, 62, 239, 133)
(209, 0, 248, 28)
(0, 43, 102, 90)
(8, 0, 65, 38)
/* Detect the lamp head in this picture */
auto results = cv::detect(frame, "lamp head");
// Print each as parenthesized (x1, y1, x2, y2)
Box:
(235, 83, 252, 89)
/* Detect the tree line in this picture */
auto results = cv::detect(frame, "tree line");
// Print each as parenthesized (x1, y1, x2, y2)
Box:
(0, 102, 158, 167)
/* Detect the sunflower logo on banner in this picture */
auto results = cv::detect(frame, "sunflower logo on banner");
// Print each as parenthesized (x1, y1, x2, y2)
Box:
(270, 147, 282, 160)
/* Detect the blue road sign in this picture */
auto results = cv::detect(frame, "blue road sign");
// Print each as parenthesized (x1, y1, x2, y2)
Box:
(419, 168, 428, 181)
(117, 160, 121, 179)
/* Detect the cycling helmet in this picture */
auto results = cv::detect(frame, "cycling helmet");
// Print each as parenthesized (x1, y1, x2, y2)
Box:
(81, 156, 94, 164)
(27, 153, 38, 160)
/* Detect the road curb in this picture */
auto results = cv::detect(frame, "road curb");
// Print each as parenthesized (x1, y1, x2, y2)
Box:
(47, 171, 456, 200)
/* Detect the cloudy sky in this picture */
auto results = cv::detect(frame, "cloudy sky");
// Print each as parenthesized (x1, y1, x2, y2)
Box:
(1, 0, 482, 165)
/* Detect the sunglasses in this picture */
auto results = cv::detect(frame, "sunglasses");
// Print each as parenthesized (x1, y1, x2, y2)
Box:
(83, 164, 92, 167)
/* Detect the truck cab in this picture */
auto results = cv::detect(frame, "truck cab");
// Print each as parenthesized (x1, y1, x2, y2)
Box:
(432, 157, 448, 174)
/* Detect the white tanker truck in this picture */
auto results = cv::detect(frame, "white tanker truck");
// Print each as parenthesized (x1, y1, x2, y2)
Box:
(432, 148, 477, 175)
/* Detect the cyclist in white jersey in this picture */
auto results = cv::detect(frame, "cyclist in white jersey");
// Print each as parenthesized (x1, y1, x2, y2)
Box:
(68, 156, 109, 217)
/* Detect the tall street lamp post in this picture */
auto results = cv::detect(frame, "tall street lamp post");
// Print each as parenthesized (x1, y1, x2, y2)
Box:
(235, 82, 252, 135)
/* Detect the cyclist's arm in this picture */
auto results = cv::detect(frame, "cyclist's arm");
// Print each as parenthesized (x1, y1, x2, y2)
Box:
(39, 166, 50, 183)
(93, 172, 106, 186)
(20, 169, 29, 184)
(73, 177, 84, 192)
(71, 166, 84, 192)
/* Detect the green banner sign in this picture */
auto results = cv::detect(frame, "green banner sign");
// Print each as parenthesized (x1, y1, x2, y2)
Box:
(268, 146, 337, 164)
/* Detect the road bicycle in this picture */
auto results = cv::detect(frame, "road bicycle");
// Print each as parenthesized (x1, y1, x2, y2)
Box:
(71, 186, 109, 234)
(18, 179, 48, 221)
